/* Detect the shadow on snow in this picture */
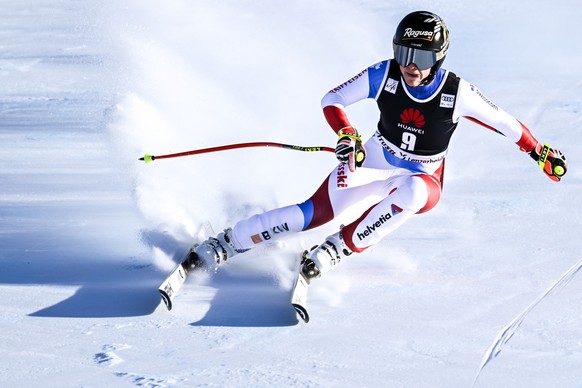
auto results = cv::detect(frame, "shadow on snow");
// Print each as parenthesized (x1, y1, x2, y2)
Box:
(189, 270, 299, 327)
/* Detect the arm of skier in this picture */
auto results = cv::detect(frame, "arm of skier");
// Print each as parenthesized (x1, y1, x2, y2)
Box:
(321, 69, 368, 133)
(454, 80, 568, 181)
(320, 61, 388, 170)
(320, 68, 369, 171)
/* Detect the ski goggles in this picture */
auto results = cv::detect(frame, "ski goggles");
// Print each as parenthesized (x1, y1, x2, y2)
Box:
(393, 44, 439, 70)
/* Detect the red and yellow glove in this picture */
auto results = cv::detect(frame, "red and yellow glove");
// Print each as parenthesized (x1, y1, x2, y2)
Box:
(335, 127, 366, 172)
(529, 143, 568, 182)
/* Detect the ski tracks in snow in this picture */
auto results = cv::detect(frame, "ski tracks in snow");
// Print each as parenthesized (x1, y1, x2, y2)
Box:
(473, 257, 582, 386)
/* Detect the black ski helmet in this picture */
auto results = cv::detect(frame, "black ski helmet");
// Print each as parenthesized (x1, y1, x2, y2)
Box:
(393, 11, 450, 83)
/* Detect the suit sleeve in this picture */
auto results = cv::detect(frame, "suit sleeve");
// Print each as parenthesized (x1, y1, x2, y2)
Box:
(453, 79, 538, 152)
(320, 61, 389, 134)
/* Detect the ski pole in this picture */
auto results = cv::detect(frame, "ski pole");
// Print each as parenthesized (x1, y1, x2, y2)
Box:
(139, 141, 335, 163)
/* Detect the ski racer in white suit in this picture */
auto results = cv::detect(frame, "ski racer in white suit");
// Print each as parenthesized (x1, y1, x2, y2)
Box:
(192, 10, 568, 280)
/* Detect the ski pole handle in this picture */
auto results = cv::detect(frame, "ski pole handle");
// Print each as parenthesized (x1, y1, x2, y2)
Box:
(139, 141, 335, 163)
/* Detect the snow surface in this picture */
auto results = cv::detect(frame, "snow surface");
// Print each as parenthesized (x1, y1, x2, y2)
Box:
(2, 0, 582, 387)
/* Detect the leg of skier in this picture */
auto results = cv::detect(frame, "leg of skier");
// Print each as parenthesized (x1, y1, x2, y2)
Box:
(191, 134, 442, 273)
(190, 162, 392, 267)
(303, 172, 442, 278)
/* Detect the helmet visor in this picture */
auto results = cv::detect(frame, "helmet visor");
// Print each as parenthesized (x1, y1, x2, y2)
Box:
(394, 44, 438, 70)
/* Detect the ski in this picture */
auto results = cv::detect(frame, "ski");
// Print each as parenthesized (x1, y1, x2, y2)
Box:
(291, 271, 311, 323)
(157, 223, 215, 310)
(158, 251, 195, 311)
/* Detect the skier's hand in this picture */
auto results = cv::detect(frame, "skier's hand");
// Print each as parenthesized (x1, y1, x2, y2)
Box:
(335, 127, 366, 172)
(529, 143, 568, 182)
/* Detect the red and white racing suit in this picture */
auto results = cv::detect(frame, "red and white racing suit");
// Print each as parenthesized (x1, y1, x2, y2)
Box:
(229, 59, 538, 254)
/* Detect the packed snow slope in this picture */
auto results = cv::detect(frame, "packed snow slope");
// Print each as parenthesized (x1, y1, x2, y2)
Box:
(1, 0, 582, 387)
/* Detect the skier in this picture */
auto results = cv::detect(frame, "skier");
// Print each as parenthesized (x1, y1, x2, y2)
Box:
(190, 10, 568, 280)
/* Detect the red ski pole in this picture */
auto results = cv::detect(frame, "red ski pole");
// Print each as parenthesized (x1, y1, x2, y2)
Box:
(139, 141, 335, 163)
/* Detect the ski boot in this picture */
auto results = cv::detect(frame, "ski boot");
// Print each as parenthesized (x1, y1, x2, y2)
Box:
(186, 228, 239, 270)
(300, 231, 352, 280)
(300, 250, 320, 281)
